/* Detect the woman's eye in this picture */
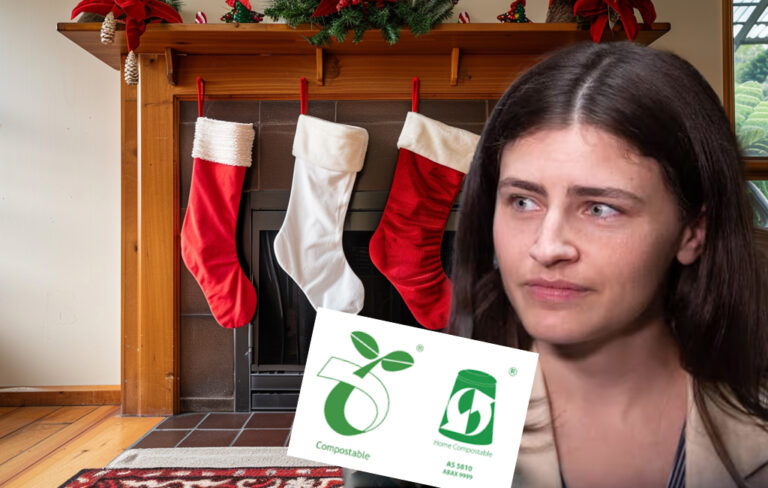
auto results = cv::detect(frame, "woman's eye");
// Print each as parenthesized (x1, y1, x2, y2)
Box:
(512, 197, 539, 211)
(587, 203, 620, 218)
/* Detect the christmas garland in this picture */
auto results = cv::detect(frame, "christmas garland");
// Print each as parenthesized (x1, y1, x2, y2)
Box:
(264, 0, 456, 46)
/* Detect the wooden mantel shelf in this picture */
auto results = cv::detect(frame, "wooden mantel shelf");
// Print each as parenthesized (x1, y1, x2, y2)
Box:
(58, 22, 670, 71)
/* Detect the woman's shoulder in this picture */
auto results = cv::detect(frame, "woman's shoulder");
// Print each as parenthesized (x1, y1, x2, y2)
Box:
(687, 380, 768, 487)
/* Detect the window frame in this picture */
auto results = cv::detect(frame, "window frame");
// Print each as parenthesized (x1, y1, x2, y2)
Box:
(724, 0, 768, 178)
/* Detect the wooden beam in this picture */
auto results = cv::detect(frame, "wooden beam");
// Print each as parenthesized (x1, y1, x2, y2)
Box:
(165, 47, 178, 85)
(450, 47, 460, 86)
(121, 55, 139, 415)
(137, 53, 179, 415)
(316, 47, 324, 86)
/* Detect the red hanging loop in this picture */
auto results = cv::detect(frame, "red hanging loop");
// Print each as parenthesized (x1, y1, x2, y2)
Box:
(412, 77, 420, 113)
(300, 77, 308, 115)
(197, 77, 205, 116)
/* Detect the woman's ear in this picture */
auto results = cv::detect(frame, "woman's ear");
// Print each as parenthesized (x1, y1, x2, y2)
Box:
(676, 210, 706, 265)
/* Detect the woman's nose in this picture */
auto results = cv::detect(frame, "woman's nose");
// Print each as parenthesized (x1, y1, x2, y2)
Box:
(528, 210, 579, 267)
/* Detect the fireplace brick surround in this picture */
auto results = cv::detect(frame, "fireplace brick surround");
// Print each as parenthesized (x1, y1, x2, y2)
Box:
(178, 98, 491, 412)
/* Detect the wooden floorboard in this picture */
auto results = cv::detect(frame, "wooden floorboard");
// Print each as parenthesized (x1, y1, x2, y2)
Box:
(0, 407, 60, 438)
(0, 407, 18, 417)
(0, 406, 164, 487)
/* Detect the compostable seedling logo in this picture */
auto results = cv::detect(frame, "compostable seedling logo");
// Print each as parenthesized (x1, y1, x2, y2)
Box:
(318, 331, 414, 436)
(439, 369, 496, 445)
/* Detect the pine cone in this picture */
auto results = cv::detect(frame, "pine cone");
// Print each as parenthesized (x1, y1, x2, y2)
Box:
(124, 51, 139, 85)
(101, 12, 116, 44)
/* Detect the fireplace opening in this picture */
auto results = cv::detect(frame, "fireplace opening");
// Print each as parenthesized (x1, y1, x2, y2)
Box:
(242, 190, 457, 411)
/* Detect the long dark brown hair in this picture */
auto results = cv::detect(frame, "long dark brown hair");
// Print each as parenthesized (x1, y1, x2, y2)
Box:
(449, 41, 768, 485)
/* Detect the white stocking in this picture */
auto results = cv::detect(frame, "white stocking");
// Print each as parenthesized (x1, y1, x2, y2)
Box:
(274, 114, 369, 313)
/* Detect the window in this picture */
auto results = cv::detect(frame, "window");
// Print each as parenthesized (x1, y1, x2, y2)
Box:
(727, 0, 768, 228)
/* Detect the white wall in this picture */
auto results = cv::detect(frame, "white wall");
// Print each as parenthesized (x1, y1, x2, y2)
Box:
(0, 0, 722, 387)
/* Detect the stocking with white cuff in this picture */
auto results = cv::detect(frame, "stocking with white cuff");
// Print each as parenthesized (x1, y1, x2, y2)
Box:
(180, 115, 257, 329)
(369, 112, 480, 330)
(274, 114, 369, 313)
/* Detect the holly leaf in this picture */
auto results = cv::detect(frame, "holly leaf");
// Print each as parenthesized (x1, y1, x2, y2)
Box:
(313, 0, 339, 17)
(381, 351, 414, 372)
(351, 331, 379, 360)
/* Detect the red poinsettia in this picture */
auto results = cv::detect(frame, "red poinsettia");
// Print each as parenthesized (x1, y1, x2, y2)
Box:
(71, 0, 183, 51)
(571, 0, 656, 42)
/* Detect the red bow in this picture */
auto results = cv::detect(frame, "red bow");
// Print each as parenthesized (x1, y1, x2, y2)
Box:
(71, 0, 183, 51)
(226, 0, 252, 9)
(572, 0, 656, 42)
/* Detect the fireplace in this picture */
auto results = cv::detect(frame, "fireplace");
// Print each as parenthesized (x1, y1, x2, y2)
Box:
(54, 21, 668, 415)
(179, 99, 487, 412)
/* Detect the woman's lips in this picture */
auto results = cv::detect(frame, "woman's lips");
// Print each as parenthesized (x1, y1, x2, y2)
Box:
(524, 279, 590, 302)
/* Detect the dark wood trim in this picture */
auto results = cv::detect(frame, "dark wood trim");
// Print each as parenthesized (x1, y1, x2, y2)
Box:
(747, 160, 768, 179)
(723, 0, 735, 130)
(0, 386, 120, 406)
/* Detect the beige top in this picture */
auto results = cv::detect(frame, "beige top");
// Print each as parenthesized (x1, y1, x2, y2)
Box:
(513, 365, 768, 488)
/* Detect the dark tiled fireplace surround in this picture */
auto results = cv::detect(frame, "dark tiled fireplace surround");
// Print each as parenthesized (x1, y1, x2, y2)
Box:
(177, 99, 492, 427)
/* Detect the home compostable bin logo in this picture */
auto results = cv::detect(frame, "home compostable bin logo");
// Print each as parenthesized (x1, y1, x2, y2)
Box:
(318, 330, 414, 436)
(439, 369, 496, 445)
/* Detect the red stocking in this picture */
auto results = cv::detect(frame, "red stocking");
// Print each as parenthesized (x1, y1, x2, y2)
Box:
(180, 78, 257, 328)
(369, 112, 480, 330)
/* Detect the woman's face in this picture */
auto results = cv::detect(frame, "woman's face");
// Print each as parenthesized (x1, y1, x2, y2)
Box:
(493, 125, 704, 347)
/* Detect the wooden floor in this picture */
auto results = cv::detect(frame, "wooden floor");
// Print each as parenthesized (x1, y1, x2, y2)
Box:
(0, 405, 164, 487)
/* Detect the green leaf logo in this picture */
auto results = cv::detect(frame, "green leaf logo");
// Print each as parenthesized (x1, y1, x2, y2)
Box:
(321, 331, 416, 436)
(351, 331, 379, 360)
(381, 351, 414, 372)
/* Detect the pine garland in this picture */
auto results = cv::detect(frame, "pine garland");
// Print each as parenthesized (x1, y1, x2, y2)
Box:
(159, 0, 184, 12)
(265, 0, 455, 45)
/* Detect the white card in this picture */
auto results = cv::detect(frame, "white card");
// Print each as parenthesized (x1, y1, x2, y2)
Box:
(287, 308, 538, 488)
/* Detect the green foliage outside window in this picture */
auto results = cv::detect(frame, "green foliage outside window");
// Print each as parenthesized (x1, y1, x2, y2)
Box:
(735, 81, 768, 156)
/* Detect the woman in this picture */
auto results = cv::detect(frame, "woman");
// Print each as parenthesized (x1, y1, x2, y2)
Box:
(449, 41, 768, 487)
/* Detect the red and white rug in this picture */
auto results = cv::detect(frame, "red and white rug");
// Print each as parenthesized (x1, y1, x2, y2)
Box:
(59, 466, 344, 487)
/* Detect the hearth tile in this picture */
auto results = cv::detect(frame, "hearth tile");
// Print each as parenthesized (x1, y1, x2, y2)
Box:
(245, 412, 294, 428)
(259, 125, 296, 190)
(244, 150, 260, 191)
(180, 252, 210, 315)
(419, 100, 487, 124)
(180, 316, 234, 398)
(132, 429, 190, 449)
(233, 428, 291, 447)
(354, 122, 400, 191)
(487, 99, 500, 117)
(180, 398, 235, 412)
(261, 101, 335, 124)
(178, 429, 239, 447)
(202, 101, 260, 124)
(336, 100, 411, 124)
(199, 412, 252, 429)
(156, 412, 206, 430)
(180, 101, 198, 123)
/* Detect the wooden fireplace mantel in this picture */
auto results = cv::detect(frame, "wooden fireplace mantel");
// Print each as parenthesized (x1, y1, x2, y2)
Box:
(58, 22, 669, 416)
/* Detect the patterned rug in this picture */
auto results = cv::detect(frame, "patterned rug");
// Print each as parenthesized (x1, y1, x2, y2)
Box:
(58, 466, 344, 487)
